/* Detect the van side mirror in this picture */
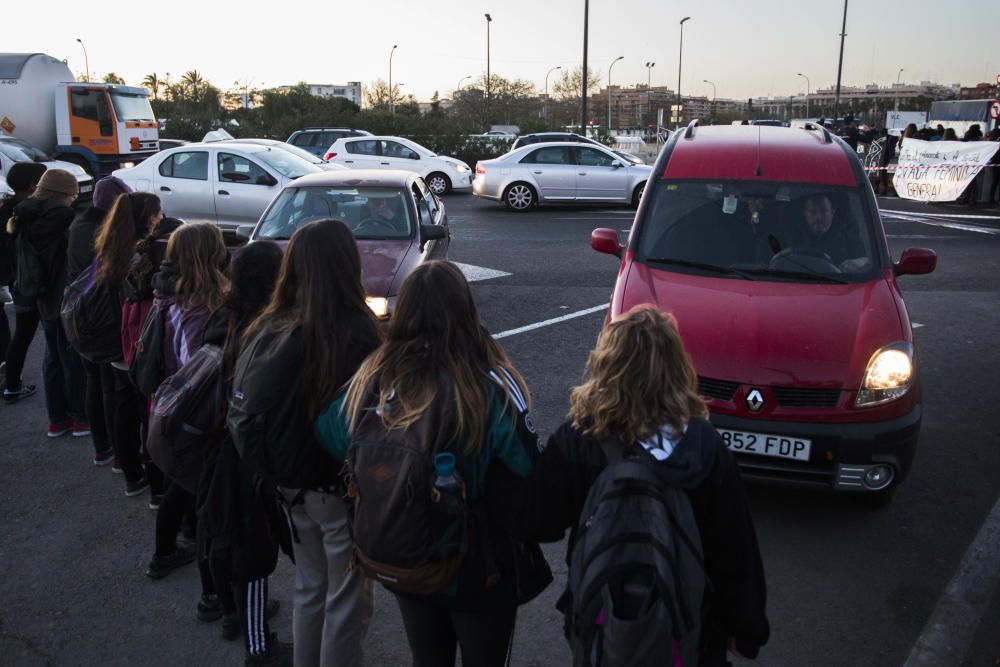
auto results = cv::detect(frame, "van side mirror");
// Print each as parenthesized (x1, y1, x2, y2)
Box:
(591, 228, 623, 258)
(894, 248, 937, 276)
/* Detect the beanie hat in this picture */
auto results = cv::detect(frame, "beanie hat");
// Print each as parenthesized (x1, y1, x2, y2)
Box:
(93, 175, 133, 212)
(35, 168, 79, 196)
(5, 162, 48, 194)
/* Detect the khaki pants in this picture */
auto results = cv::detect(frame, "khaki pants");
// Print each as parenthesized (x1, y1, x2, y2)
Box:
(284, 489, 373, 667)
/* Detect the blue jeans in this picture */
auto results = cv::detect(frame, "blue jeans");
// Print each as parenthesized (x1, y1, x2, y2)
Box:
(41, 319, 87, 423)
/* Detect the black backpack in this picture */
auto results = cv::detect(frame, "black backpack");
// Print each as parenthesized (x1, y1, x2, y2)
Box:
(14, 232, 47, 299)
(129, 303, 167, 398)
(227, 325, 329, 489)
(566, 442, 706, 667)
(61, 260, 123, 364)
(344, 376, 469, 595)
(146, 344, 224, 494)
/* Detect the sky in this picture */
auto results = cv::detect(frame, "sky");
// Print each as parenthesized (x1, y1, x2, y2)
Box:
(5, 0, 996, 102)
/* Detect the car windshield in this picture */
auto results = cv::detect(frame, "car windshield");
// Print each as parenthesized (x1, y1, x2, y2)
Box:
(254, 149, 321, 179)
(636, 181, 880, 283)
(244, 141, 323, 165)
(109, 92, 156, 121)
(0, 139, 50, 162)
(257, 186, 414, 240)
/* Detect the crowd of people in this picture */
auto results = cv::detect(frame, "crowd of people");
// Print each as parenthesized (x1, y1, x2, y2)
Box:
(2, 164, 771, 666)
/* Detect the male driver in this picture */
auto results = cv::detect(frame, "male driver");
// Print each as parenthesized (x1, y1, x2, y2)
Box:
(798, 194, 870, 273)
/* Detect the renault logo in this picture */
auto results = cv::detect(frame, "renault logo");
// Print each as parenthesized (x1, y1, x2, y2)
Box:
(746, 389, 765, 412)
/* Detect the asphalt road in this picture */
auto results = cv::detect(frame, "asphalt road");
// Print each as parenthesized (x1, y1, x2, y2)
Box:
(2, 192, 999, 666)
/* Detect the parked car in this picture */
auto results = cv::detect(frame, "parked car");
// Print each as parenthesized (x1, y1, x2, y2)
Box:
(324, 136, 472, 196)
(0, 134, 95, 201)
(473, 141, 651, 211)
(158, 139, 190, 151)
(511, 132, 644, 165)
(113, 142, 322, 230)
(590, 123, 937, 504)
(287, 128, 372, 158)
(239, 170, 449, 319)
(214, 137, 348, 172)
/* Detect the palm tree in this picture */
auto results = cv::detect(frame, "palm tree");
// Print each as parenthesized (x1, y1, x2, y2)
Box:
(182, 70, 204, 103)
(141, 73, 161, 100)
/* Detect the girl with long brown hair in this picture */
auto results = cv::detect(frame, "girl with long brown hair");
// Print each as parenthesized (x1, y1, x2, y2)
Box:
(237, 219, 382, 667)
(315, 260, 551, 667)
(525, 304, 770, 666)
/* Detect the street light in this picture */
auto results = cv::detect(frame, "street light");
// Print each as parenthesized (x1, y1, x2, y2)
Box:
(894, 67, 904, 113)
(485, 13, 492, 128)
(388, 45, 398, 114)
(677, 16, 691, 127)
(797, 72, 810, 119)
(581, 0, 590, 136)
(703, 79, 716, 121)
(456, 75, 471, 94)
(646, 62, 655, 127)
(75, 38, 90, 82)
(545, 66, 561, 123)
(832, 0, 848, 122)
(608, 56, 624, 132)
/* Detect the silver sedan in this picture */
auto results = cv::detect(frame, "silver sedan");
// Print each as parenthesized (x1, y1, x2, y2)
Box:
(473, 142, 652, 211)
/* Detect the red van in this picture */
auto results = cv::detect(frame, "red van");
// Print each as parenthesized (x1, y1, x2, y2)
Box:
(591, 123, 936, 504)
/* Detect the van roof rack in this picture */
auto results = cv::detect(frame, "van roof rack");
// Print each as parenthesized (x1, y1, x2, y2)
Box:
(684, 119, 700, 139)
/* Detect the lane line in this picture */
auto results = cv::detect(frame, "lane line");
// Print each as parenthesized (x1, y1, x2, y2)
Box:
(887, 235, 966, 239)
(494, 303, 608, 339)
(883, 213, 1000, 236)
(881, 210, 1000, 221)
(904, 493, 1000, 666)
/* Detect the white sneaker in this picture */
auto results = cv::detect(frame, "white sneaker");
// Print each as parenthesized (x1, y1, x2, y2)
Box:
(0, 285, 11, 304)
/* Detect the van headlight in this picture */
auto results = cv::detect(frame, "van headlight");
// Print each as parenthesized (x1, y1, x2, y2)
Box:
(365, 296, 390, 319)
(856, 342, 914, 407)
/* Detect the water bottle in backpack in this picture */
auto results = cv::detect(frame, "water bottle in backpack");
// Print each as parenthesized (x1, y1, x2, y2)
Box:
(432, 452, 465, 515)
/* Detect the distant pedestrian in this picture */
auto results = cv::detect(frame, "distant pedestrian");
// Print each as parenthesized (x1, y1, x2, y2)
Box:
(9, 168, 88, 437)
(942, 128, 959, 141)
(68, 175, 133, 467)
(523, 305, 770, 666)
(316, 260, 552, 667)
(840, 116, 860, 151)
(1, 161, 46, 403)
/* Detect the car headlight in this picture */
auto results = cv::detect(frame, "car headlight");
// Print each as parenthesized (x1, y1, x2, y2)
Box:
(365, 296, 390, 319)
(120, 161, 135, 169)
(454, 164, 470, 173)
(856, 342, 914, 407)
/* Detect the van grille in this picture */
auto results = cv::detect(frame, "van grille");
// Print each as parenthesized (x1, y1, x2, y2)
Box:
(771, 387, 842, 408)
(698, 377, 740, 401)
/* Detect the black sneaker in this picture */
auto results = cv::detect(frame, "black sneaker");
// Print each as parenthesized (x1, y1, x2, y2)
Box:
(197, 593, 223, 622)
(148, 494, 163, 511)
(145, 545, 196, 580)
(245, 634, 293, 666)
(4, 385, 37, 404)
(125, 476, 149, 497)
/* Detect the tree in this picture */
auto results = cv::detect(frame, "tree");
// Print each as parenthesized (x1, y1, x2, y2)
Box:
(553, 66, 601, 102)
(182, 70, 205, 103)
(363, 79, 414, 111)
(102, 72, 126, 85)
(142, 73, 161, 100)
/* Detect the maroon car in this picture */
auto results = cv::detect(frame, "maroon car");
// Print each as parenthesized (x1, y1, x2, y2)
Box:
(241, 170, 450, 318)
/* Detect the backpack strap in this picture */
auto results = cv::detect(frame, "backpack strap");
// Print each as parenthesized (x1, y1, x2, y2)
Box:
(599, 438, 625, 464)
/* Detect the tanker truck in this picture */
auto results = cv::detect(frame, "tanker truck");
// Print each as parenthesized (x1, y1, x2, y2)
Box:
(0, 53, 159, 177)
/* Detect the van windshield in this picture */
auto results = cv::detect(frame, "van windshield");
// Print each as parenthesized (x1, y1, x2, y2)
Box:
(636, 181, 881, 283)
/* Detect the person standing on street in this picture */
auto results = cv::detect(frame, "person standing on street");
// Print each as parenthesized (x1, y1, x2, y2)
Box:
(1, 161, 46, 403)
(67, 176, 133, 467)
(9, 168, 88, 437)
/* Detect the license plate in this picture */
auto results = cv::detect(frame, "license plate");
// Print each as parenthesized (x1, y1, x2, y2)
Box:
(718, 428, 811, 461)
(79, 185, 93, 193)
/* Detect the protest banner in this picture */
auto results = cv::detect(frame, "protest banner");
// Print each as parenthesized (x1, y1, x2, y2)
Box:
(893, 139, 999, 202)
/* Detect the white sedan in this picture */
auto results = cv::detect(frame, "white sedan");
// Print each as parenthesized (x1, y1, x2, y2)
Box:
(323, 136, 472, 196)
(0, 136, 95, 199)
(113, 142, 322, 230)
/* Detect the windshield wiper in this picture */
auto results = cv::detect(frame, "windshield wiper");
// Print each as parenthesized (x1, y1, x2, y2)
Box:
(644, 257, 754, 280)
(742, 268, 849, 284)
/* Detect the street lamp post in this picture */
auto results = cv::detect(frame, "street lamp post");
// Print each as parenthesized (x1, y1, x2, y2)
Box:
(894, 68, 904, 113)
(485, 13, 492, 129)
(545, 66, 561, 124)
(677, 17, 691, 127)
(581, 0, 590, 136)
(703, 79, 716, 121)
(607, 56, 624, 133)
(75, 38, 90, 82)
(388, 45, 398, 114)
(457, 75, 471, 95)
(832, 0, 849, 122)
(645, 62, 655, 128)
(797, 72, 810, 119)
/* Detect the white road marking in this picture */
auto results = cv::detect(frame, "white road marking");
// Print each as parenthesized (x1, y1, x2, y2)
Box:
(883, 212, 1000, 236)
(904, 491, 1000, 666)
(912, 322, 925, 329)
(887, 235, 965, 239)
(494, 303, 608, 339)
(454, 262, 512, 282)
(882, 209, 1000, 221)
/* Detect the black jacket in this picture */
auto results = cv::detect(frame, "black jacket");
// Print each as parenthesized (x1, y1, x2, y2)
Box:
(524, 418, 770, 663)
(13, 197, 75, 320)
(66, 206, 106, 282)
(0, 197, 18, 285)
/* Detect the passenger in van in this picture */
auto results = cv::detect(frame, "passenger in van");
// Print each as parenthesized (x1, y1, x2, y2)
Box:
(794, 195, 870, 273)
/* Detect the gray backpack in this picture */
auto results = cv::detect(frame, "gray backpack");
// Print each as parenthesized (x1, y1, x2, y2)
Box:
(566, 442, 706, 667)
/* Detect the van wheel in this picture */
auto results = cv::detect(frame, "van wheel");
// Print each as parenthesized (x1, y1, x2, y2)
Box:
(504, 183, 536, 211)
(631, 182, 646, 208)
(426, 172, 451, 195)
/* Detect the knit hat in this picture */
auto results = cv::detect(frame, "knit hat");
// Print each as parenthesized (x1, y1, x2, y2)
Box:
(5, 162, 47, 194)
(35, 168, 79, 196)
(93, 175, 133, 212)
